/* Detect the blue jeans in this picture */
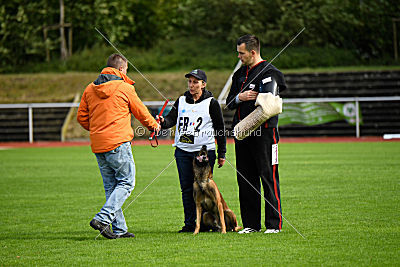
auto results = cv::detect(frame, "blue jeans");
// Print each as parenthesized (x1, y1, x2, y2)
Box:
(94, 141, 135, 235)
(174, 147, 216, 228)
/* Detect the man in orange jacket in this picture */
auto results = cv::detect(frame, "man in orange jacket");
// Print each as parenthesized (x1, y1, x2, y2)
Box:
(77, 53, 160, 239)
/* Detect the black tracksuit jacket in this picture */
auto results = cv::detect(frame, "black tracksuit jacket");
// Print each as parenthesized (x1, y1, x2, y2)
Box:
(226, 60, 287, 129)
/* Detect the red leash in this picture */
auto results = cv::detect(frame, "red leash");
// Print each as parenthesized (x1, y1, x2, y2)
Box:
(149, 100, 169, 147)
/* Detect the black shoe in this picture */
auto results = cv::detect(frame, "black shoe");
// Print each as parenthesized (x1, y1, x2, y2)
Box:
(117, 232, 135, 238)
(178, 225, 195, 233)
(90, 219, 117, 239)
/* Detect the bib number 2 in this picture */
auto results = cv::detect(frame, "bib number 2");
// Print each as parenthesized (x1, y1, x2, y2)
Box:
(178, 116, 203, 133)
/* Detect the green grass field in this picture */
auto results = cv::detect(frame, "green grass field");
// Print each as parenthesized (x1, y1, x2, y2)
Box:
(0, 142, 399, 265)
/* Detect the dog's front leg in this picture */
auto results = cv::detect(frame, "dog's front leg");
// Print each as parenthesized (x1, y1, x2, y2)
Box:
(217, 201, 227, 234)
(210, 182, 227, 234)
(194, 204, 202, 235)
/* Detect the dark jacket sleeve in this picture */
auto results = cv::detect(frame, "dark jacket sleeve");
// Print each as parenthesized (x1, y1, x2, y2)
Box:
(209, 98, 226, 158)
(269, 69, 287, 93)
(226, 72, 240, 110)
(161, 99, 179, 129)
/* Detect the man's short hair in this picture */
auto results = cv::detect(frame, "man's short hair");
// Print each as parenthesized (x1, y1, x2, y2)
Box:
(237, 34, 260, 54)
(107, 53, 127, 69)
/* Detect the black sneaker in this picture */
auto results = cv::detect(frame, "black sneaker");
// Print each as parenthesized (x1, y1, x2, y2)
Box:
(178, 225, 195, 233)
(117, 232, 135, 238)
(90, 219, 117, 239)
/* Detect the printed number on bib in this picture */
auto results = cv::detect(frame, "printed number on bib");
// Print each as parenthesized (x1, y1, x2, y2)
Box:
(178, 117, 189, 131)
(178, 116, 203, 132)
(194, 117, 203, 132)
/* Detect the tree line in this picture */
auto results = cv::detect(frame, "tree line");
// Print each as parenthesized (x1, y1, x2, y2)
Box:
(1, 0, 399, 72)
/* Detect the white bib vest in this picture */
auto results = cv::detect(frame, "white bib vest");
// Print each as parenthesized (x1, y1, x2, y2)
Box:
(174, 96, 216, 152)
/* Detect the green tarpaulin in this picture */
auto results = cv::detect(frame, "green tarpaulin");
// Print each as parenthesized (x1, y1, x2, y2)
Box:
(279, 102, 362, 126)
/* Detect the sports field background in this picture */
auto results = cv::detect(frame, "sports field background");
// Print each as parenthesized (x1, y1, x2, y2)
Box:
(0, 141, 399, 265)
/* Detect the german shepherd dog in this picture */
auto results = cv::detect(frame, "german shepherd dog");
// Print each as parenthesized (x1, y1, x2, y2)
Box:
(193, 145, 242, 235)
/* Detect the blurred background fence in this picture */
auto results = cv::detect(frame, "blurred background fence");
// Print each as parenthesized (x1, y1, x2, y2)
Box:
(1, 70, 399, 142)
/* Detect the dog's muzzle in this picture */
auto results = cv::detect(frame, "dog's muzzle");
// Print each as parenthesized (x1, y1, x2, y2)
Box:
(195, 146, 209, 167)
(196, 154, 208, 163)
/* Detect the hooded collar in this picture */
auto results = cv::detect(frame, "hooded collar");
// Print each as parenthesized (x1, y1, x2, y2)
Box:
(184, 89, 213, 104)
(91, 67, 136, 99)
(93, 73, 122, 85)
(100, 67, 135, 85)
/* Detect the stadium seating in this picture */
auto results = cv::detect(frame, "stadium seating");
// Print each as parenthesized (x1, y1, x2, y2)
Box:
(224, 70, 400, 137)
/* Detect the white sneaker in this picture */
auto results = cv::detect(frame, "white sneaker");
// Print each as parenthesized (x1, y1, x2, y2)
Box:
(264, 229, 281, 234)
(238, 228, 260, 234)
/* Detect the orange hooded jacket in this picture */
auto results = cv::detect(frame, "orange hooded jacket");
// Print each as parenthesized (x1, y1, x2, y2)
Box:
(77, 67, 158, 153)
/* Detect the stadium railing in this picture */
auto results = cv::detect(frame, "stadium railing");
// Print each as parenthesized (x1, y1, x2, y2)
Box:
(1, 96, 400, 143)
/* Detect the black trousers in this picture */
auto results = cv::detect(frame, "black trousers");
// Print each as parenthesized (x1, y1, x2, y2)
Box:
(174, 147, 216, 228)
(235, 127, 282, 230)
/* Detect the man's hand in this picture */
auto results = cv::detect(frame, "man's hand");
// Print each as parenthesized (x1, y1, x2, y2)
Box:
(218, 158, 225, 168)
(154, 123, 161, 134)
(155, 115, 165, 123)
(239, 90, 258, 101)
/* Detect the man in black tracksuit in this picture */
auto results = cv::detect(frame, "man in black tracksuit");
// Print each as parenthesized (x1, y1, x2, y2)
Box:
(227, 34, 287, 234)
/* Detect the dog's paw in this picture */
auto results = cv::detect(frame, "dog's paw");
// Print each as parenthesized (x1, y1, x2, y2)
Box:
(234, 226, 243, 232)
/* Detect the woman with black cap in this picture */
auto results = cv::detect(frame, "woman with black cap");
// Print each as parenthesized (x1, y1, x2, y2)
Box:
(158, 69, 226, 233)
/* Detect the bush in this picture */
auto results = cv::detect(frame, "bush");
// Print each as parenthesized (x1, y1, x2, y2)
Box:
(10, 37, 398, 74)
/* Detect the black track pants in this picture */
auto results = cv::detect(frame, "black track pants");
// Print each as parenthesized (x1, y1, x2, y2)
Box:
(234, 127, 282, 230)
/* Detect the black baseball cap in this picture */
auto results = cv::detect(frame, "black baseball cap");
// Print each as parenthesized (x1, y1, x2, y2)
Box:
(185, 69, 207, 82)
